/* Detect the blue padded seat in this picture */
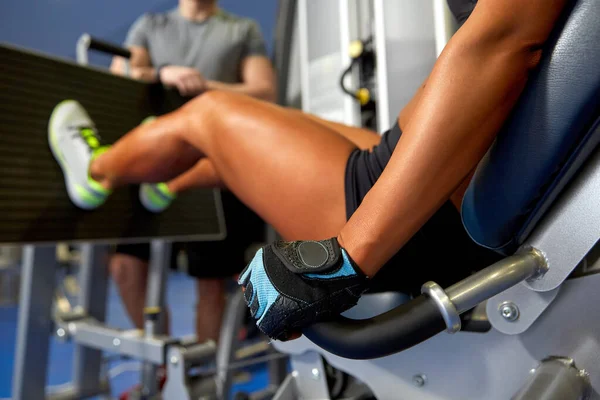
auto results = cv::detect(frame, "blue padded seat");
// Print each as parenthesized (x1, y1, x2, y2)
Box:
(461, 0, 600, 255)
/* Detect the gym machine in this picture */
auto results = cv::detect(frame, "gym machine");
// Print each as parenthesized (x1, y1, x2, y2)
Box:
(294, 0, 442, 131)
(0, 42, 279, 400)
(274, 0, 600, 399)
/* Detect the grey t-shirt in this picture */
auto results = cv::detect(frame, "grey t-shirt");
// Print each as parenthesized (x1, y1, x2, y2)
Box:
(124, 9, 268, 84)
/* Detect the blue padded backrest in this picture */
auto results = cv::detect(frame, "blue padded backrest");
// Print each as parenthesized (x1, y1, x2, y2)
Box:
(461, 0, 600, 255)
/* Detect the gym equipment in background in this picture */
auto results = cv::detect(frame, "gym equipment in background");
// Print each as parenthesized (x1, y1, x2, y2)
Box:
(1, 40, 282, 400)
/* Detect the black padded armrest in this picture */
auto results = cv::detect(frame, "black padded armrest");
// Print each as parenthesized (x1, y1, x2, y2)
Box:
(303, 295, 445, 360)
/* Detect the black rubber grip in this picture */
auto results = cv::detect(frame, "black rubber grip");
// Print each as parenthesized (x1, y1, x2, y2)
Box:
(302, 295, 446, 360)
(87, 37, 131, 59)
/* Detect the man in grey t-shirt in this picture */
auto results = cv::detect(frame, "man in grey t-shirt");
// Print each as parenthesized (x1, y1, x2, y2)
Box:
(108, 0, 276, 361)
(112, 0, 275, 100)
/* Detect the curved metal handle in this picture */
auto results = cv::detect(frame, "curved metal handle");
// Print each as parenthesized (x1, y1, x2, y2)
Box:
(76, 33, 131, 66)
(303, 295, 446, 360)
(302, 251, 545, 360)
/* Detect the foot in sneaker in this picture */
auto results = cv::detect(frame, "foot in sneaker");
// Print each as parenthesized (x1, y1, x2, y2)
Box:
(48, 100, 111, 210)
(139, 182, 176, 213)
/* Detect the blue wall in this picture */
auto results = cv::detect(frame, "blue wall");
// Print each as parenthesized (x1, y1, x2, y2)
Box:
(0, 0, 278, 66)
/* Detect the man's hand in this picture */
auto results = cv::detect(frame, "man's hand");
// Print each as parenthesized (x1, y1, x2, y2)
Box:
(130, 67, 159, 82)
(238, 238, 369, 341)
(159, 66, 207, 97)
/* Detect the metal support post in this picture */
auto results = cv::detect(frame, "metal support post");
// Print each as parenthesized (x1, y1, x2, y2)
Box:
(445, 250, 546, 314)
(69, 244, 111, 398)
(288, 351, 330, 400)
(141, 239, 171, 398)
(267, 348, 289, 392)
(12, 245, 57, 400)
(512, 357, 590, 400)
(272, 373, 299, 400)
(215, 289, 247, 400)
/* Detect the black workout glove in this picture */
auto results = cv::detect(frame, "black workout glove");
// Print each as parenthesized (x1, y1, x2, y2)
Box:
(238, 238, 369, 341)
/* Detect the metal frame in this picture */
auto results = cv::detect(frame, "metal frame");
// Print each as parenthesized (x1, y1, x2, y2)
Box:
(76, 33, 91, 66)
(297, 0, 311, 114)
(486, 281, 560, 335)
(69, 244, 111, 398)
(288, 351, 330, 400)
(12, 246, 58, 400)
(372, 0, 391, 131)
(163, 341, 218, 400)
(9, 34, 231, 399)
(65, 321, 176, 364)
(13, 239, 222, 400)
(432, 0, 458, 57)
(272, 373, 300, 400)
(487, 148, 600, 334)
(274, 150, 600, 398)
(297, 0, 362, 126)
(372, 0, 437, 133)
(513, 356, 591, 400)
(275, 270, 600, 400)
(215, 290, 247, 400)
(272, 148, 600, 400)
(14, 238, 274, 400)
(338, 0, 362, 127)
(141, 240, 171, 397)
(76, 33, 130, 74)
(524, 147, 600, 292)
(274, 0, 298, 106)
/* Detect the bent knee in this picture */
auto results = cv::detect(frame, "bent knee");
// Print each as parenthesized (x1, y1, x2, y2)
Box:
(190, 89, 236, 110)
(192, 90, 261, 115)
(109, 254, 148, 287)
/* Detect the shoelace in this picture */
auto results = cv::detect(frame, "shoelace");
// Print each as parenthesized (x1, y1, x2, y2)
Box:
(69, 125, 102, 150)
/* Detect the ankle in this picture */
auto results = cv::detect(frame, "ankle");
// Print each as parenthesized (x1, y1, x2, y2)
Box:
(89, 157, 113, 191)
(163, 183, 177, 197)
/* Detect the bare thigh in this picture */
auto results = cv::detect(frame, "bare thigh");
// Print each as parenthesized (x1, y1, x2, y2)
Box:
(180, 92, 359, 240)
(166, 108, 381, 193)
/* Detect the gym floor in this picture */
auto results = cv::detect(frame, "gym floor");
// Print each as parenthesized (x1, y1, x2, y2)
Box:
(0, 272, 270, 399)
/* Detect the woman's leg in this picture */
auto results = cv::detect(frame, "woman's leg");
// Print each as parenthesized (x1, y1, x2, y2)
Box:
(165, 108, 381, 194)
(166, 159, 224, 193)
(91, 91, 357, 240)
(290, 109, 381, 150)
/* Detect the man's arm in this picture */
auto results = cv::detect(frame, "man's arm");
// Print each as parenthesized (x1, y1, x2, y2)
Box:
(205, 55, 277, 102)
(337, 0, 570, 276)
(205, 21, 276, 102)
(110, 46, 158, 82)
(110, 14, 158, 82)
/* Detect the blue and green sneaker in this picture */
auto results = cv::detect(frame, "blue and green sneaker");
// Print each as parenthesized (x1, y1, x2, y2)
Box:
(139, 182, 176, 213)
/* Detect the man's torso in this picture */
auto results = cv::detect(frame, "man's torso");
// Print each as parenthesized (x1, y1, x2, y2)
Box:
(143, 10, 255, 83)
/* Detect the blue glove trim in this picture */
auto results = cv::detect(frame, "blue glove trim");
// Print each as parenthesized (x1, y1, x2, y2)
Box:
(239, 248, 281, 322)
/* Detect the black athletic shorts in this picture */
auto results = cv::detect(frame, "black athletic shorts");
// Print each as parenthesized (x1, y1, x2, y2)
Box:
(115, 190, 265, 279)
(345, 123, 502, 295)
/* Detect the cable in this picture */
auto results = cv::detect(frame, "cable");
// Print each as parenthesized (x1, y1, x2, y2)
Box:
(106, 361, 142, 380)
(339, 59, 360, 99)
(339, 36, 375, 106)
(199, 351, 289, 375)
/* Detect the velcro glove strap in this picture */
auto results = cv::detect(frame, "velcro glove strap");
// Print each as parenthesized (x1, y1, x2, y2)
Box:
(272, 238, 343, 274)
